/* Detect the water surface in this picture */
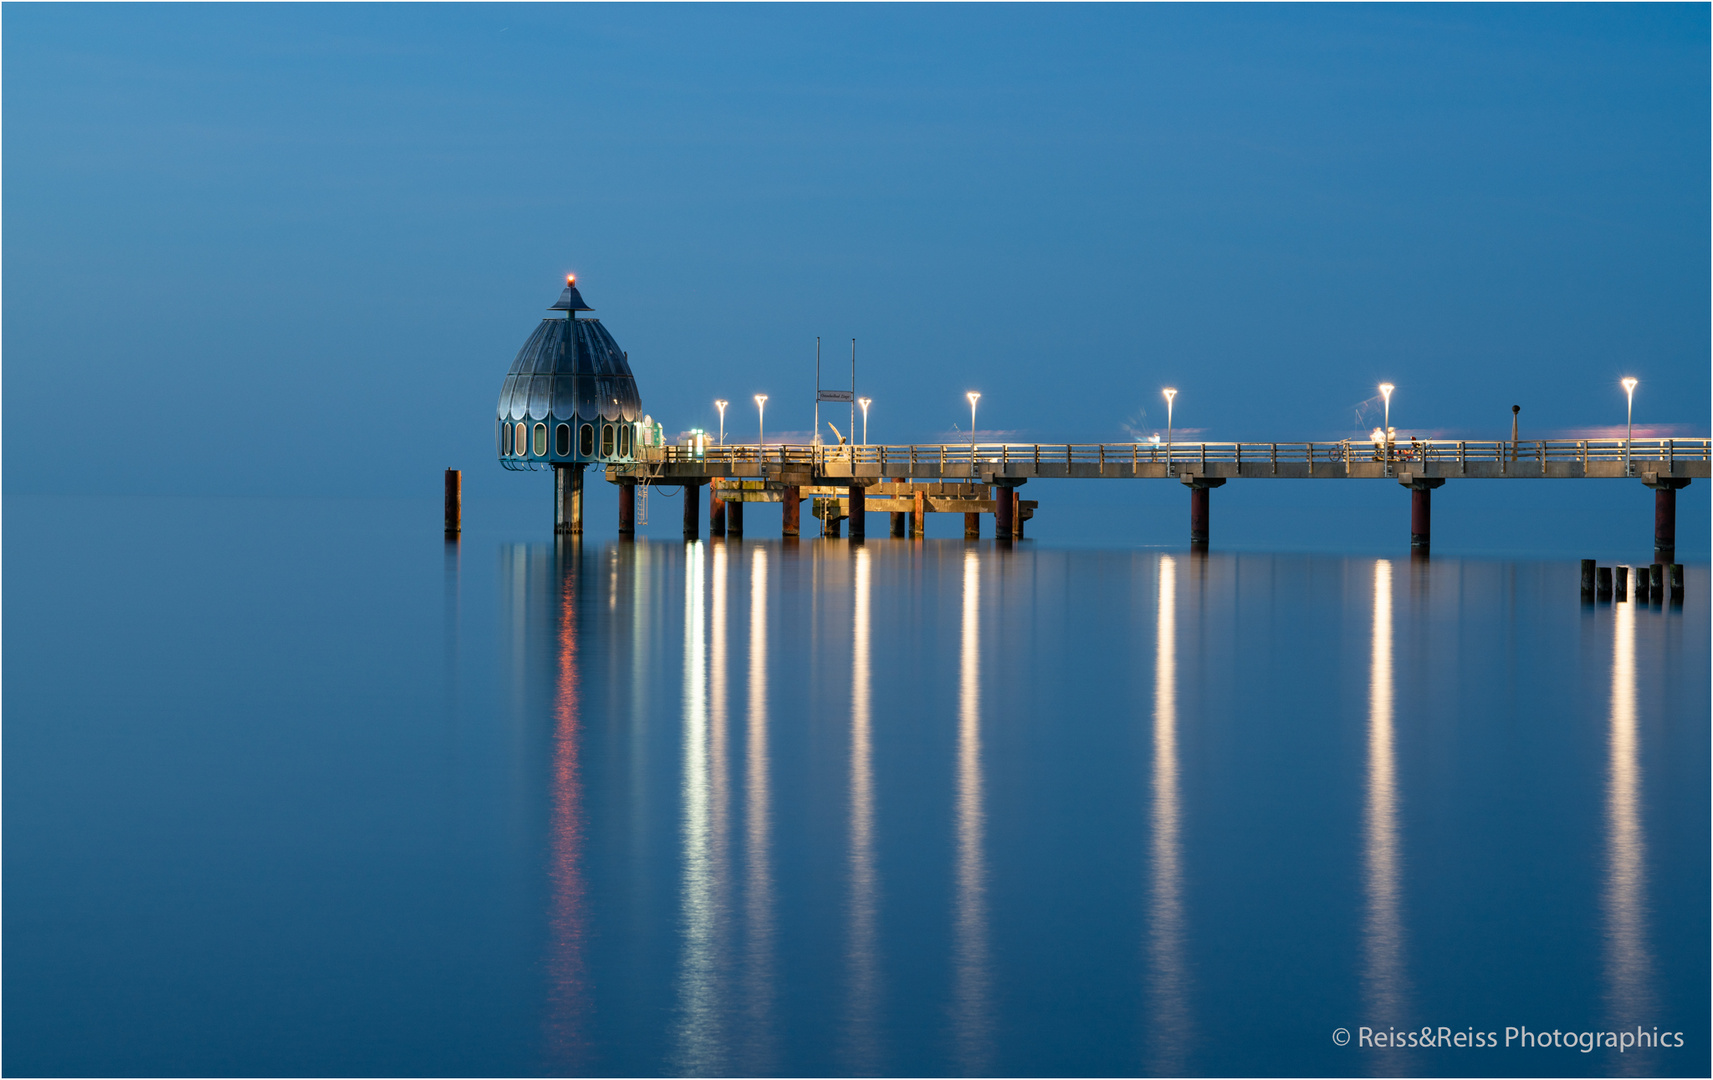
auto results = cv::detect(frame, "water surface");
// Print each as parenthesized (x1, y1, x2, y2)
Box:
(5, 496, 1707, 1076)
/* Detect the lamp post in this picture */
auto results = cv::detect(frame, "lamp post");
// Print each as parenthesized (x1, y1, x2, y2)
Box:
(754, 394, 767, 456)
(966, 392, 981, 475)
(1163, 388, 1177, 474)
(1622, 377, 1637, 475)
(858, 397, 871, 445)
(714, 399, 728, 446)
(1379, 383, 1394, 475)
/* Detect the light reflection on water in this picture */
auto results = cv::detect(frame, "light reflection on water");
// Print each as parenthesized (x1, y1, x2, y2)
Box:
(1362, 559, 1409, 1036)
(1604, 589, 1655, 1053)
(7, 506, 1705, 1078)
(1146, 554, 1190, 1072)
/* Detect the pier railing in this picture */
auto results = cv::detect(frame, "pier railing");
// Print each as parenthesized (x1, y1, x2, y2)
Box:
(637, 438, 1709, 477)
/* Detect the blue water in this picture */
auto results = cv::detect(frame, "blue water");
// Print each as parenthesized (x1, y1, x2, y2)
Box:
(5, 496, 1708, 1077)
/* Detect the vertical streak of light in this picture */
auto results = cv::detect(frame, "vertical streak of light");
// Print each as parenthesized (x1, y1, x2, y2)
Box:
(1146, 555, 1190, 1071)
(742, 545, 777, 1074)
(674, 543, 724, 1073)
(1604, 596, 1655, 1040)
(1362, 560, 1408, 1028)
(952, 550, 992, 1074)
(843, 546, 881, 1072)
(544, 553, 590, 1071)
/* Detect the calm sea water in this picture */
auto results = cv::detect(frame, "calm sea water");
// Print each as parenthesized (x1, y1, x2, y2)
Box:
(6, 496, 1708, 1077)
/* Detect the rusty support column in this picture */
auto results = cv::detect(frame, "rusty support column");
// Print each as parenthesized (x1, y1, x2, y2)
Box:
(709, 486, 727, 538)
(995, 483, 1013, 541)
(727, 500, 744, 537)
(782, 486, 801, 537)
(554, 463, 585, 536)
(913, 489, 926, 537)
(849, 484, 866, 540)
(683, 483, 701, 540)
(891, 511, 906, 537)
(1190, 488, 1209, 549)
(444, 468, 461, 535)
(618, 480, 636, 538)
(1398, 476, 1443, 552)
(965, 512, 980, 539)
(1654, 483, 1680, 563)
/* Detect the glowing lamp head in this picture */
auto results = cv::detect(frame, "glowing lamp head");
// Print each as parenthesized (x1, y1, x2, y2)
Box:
(1622, 377, 1638, 395)
(715, 399, 728, 411)
(1162, 387, 1177, 404)
(967, 392, 981, 404)
(754, 394, 767, 407)
(858, 397, 871, 409)
(1379, 383, 1394, 402)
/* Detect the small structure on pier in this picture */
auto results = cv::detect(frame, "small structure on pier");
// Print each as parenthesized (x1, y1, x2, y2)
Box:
(498, 275, 654, 533)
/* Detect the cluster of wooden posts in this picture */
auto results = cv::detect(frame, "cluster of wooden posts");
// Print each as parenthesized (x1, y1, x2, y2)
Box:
(707, 480, 1036, 540)
(1580, 559, 1684, 605)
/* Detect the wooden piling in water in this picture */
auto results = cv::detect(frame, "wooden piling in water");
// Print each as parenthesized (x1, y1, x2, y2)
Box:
(1581, 559, 1596, 600)
(1012, 490, 1024, 539)
(444, 468, 461, 535)
(1596, 566, 1612, 600)
(849, 484, 865, 540)
(710, 488, 727, 538)
(782, 486, 801, 537)
(1649, 563, 1664, 604)
(965, 512, 980, 539)
(728, 500, 744, 537)
(891, 511, 906, 537)
(913, 489, 926, 538)
(1614, 565, 1629, 602)
(1670, 563, 1684, 603)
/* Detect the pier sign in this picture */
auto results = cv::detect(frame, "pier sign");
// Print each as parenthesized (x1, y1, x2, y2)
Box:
(818, 390, 855, 403)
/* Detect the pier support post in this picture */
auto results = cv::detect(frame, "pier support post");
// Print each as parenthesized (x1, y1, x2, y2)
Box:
(782, 486, 801, 537)
(1581, 559, 1597, 602)
(710, 486, 726, 538)
(554, 463, 585, 535)
(849, 483, 866, 540)
(1596, 566, 1612, 601)
(683, 482, 701, 541)
(891, 511, 906, 537)
(618, 480, 636, 538)
(994, 483, 1014, 541)
(913, 489, 926, 537)
(1615, 565, 1629, 602)
(965, 512, 980, 539)
(1399, 475, 1445, 552)
(728, 499, 744, 537)
(1013, 490, 1024, 539)
(444, 468, 461, 535)
(1644, 477, 1690, 563)
(1181, 475, 1226, 549)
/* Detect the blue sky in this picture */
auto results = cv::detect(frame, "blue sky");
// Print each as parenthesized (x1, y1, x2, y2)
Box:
(5, 4, 1707, 512)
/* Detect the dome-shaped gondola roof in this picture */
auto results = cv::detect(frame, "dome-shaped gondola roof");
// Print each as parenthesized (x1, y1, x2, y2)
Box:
(496, 278, 643, 425)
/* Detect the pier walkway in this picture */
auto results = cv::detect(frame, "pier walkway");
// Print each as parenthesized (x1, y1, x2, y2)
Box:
(581, 437, 1708, 557)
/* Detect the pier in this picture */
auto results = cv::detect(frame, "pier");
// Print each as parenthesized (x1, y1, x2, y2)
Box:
(598, 438, 1708, 555)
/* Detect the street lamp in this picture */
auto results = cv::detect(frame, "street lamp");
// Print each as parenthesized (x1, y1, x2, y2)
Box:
(1379, 383, 1395, 475)
(714, 399, 728, 446)
(966, 392, 981, 452)
(858, 397, 872, 445)
(1163, 388, 1178, 474)
(1622, 377, 1637, 475)
(754, 394, 767, 453)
